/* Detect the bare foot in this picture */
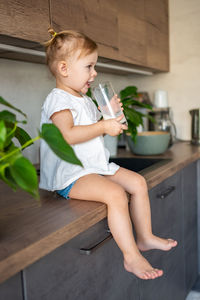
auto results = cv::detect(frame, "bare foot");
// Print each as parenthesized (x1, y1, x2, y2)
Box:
(137, 234, 178, 252)
(124, 252, 163, 280)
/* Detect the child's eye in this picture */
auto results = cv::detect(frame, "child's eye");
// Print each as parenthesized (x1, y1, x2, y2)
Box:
(87, 65, 92, 69)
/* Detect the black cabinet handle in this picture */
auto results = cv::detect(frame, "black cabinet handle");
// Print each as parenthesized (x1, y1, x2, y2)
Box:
(80, 231, 112, 255)
(156, 185, 176, 199)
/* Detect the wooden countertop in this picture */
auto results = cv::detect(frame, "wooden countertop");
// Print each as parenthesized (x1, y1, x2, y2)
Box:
(0, 142, 199, 284)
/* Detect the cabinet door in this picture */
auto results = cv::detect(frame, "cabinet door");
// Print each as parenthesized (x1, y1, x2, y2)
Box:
(145, 0, 169, 71)
(51, 0, 119, 61)
(51, 0, 169, 72)
(181, 161, 198, 293)
(117, 0, 169, 71)
(0, 273, 24, 300)
(0, 0, 49, 43)
(25, 219, 140, 300)
(117, 0, 147, 66)
(139, 172, 185, 300)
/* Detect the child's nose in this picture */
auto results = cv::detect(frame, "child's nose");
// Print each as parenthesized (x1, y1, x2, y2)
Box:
(93, 69, 97, 77)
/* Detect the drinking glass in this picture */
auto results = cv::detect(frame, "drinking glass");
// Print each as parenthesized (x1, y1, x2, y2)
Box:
(92, 82, 127, 125)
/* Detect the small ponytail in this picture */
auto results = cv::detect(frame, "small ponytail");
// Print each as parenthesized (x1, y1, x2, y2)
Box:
(44, 27, 57, 47)
(48, 27, 57, 38)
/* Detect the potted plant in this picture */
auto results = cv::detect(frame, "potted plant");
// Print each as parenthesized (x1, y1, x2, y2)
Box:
(0, 96, 82, 199)
(87, 86, 153, 155)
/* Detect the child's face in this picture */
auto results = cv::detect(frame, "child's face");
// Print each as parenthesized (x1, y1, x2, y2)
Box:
(63, 50, 98, 96)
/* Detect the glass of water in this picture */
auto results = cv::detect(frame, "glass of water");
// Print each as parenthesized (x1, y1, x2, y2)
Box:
(92, 81, 128, 125)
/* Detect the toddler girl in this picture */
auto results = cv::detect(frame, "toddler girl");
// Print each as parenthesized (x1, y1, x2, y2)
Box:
(40, 29, 177, 280)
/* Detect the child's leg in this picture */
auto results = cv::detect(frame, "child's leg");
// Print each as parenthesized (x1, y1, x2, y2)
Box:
(105, 167, 177, 251)
(69, 173, 163, 280)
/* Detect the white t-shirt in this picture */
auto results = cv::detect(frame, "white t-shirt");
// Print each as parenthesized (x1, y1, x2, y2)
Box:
(39, 88, 119, 191)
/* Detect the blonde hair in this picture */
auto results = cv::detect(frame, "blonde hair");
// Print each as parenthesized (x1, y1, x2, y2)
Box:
(44, 28, 98, 75)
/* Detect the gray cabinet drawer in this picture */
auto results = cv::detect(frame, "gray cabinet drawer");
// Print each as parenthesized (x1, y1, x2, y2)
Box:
(139, 171, 185, 300)
(181, 161, 198, 293)
(25, 218, 140, 300)
(149, 171, 182, 239)
(0, 273, 24, 300)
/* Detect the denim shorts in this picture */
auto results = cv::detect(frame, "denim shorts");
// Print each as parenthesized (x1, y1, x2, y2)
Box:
(56, 180, 77, 199)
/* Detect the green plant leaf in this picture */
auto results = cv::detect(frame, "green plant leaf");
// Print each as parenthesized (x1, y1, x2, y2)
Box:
(40, 124, 83, 166)
(0, 120, 6, 150)
(120, 86, 138, 100)
(15, 126, 33, 147)
(0, 161, 17, 190)
(124, 107, 143, 126)
(122, 98, 152, 110)
(3, 141, 18, 154)
(127, 124, 137, 141)
(0, 110, 16, 123)
(86, 88, 92, 98)
(0, 96, 27, 118)
(9, 156, 39, 198)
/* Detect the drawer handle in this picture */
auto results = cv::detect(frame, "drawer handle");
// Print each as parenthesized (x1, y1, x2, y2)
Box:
(156, 185, 176, 199)
(80, 232, 112, 255)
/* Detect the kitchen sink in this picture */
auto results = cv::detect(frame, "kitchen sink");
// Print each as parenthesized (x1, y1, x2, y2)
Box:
(109, 157, 170, 173)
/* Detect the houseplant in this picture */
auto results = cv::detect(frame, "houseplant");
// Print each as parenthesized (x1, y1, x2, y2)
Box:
(87, 85, 153, 154)
(119, 86, 153, 141)
(0, 96, 82, 199)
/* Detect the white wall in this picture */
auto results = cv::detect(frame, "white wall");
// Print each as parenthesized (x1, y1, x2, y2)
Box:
(0, 0, 199, 163)
(0, 59, 55, 163)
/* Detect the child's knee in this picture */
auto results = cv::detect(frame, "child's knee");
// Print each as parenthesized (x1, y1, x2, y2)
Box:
(134, 174, 147, 192)
(103, 184, 127, 205)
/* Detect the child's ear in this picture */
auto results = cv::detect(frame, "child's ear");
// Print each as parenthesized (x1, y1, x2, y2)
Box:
(58, 61, 68, 76)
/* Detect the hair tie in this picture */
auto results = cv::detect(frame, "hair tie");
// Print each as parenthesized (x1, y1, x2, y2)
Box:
(53, 32, 57, 37)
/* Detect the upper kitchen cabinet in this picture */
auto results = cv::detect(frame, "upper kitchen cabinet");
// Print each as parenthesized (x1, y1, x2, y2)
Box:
(0, 0, 169, 72)
(51, 0, 119, 61)
(144, 0, 169, 71)
(117, 0, 169, 71)
(117, 0, 147, 67)
(51, 0, 169, 72)
(0, 0, 49, 44)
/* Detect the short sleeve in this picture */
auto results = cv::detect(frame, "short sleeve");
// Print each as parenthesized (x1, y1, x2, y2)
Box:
(44, 90, 78, 120)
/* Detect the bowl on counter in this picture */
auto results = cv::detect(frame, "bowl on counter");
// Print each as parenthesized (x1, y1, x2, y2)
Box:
(126, 131, 170, 155)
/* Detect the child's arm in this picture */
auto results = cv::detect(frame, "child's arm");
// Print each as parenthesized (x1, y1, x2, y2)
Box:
(51, 109, 127, 145)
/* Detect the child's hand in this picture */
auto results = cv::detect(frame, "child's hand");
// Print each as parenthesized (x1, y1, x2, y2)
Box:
(102, 114, 128, 136)
(98, 94, 124, 113)
(110, 94, 123, 114)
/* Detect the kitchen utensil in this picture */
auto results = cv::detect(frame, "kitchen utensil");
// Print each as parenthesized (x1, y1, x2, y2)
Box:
(154, 90, 168, 108)
(126, 131, 170, 155)
(189, 108, 200, 145)
(92, 82, 127, 125)
(148, 107, 176, 147)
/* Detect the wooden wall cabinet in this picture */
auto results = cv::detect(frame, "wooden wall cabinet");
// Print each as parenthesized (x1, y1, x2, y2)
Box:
(0, 0, 169, 72)
(51, 0, 120, 62)
(51, 0, 169, 71)
(0, 0, 49, 44)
